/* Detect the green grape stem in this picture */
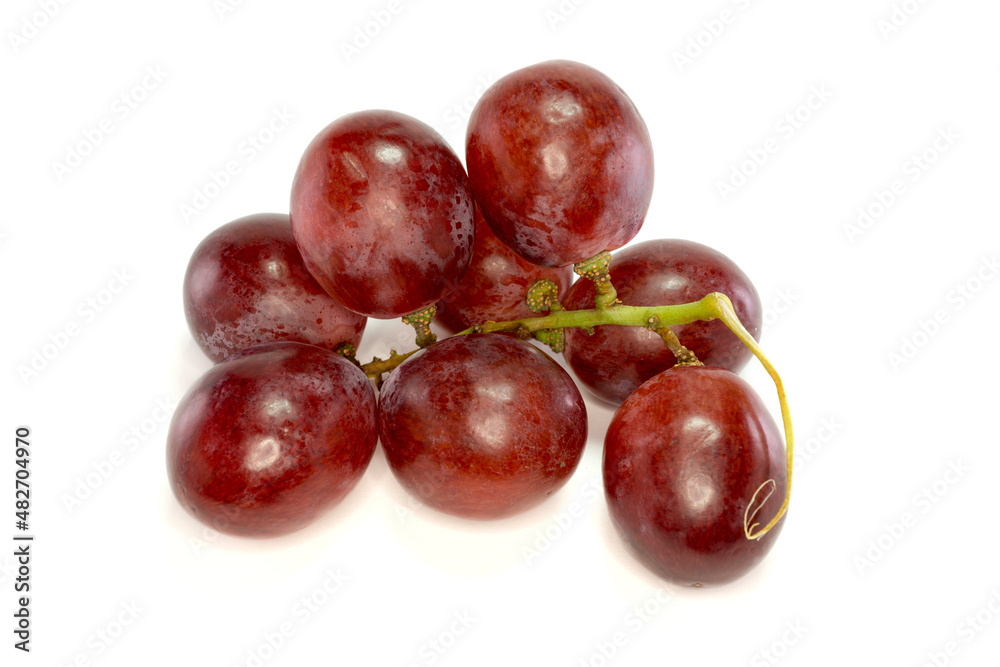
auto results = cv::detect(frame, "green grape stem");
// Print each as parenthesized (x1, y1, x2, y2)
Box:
(654, 326, 703, 367)
(401, 304, 438, 348)
(701, 293, 793, 541)
(455, 297, 714, 337)
(361, 297, 716, 380)
(361, 348, 421, 389)
(361, 291, 793, 541)
(573, 251, 618, 309)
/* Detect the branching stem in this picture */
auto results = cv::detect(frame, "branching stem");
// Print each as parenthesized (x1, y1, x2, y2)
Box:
(361, 290, 793, 542)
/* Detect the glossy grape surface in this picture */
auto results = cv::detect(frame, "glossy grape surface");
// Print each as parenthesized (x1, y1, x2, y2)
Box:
(604, 366, 786, 586)
(434, 205, 574, 333)
(378, 334, 587, 519)
(563, 239, 762, 404)
(466, 60, 654, 267)
(166, 342, 378, 537)
(183, 213, 366, 362)
(290, 110, 475, 319)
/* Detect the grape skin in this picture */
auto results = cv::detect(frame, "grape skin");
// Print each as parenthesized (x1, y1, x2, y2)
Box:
(166, 342, 378, 537)
(378, 334, 588, 519)
(563, 239, 762, 404)
(603, 366, 786, 586)
(434, 205, 574, 333)
(466, 60, 654, 268)
(183, 213, 366, 362)
(171, 61, 789, 588)
(291, 110, 475, 319)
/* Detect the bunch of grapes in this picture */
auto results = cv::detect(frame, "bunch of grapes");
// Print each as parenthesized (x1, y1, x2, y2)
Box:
(169, 60, 792, 587)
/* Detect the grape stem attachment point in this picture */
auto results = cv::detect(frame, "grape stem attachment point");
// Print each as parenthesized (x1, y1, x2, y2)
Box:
(526, 279, 566, 352)
(654, 327, 703, 367)
(401, 305, 438, 349)
(574, 251, 618, 309)
(333, 342, 362, 368)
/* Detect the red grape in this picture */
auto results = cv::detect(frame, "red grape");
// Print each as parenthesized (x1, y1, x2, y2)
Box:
(434, 205, 574, 333)
(167, 342, 378, 537)
(290, 110, 475, 319)
(378, 334, 587, 519)
(183, 213, 366, 362)
(563, 239, 762, 404)
(603, 366, 786, 586)
(466, 60, 654, 268)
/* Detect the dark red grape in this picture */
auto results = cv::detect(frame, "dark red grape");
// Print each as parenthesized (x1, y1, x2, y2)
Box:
(604, 366, 786, 586)
(466, 60, 654, 267)
(166, 342, 378, 537)
(378, 334, 587, 519)
(290, 110, 475, 319)
(563, 239, 762, 404)
(434, 205, 574, 333)
(183, 213, 366, 362)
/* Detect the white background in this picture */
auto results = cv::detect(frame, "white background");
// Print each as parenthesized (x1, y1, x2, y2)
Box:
(2, 0, 999, 665)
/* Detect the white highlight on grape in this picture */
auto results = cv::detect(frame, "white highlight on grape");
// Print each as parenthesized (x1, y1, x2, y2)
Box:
(375, 143, 405, 165)
(477, 382, 514, 403)
(544, 94, 582, 123)
(264, 259, 287, 280)
(260, 396, 295, 419)
(541, 144, 568, 179)
(471, 415, 508, 451)
(245, 437, 282, 472)
(683, 473, 716, 514)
